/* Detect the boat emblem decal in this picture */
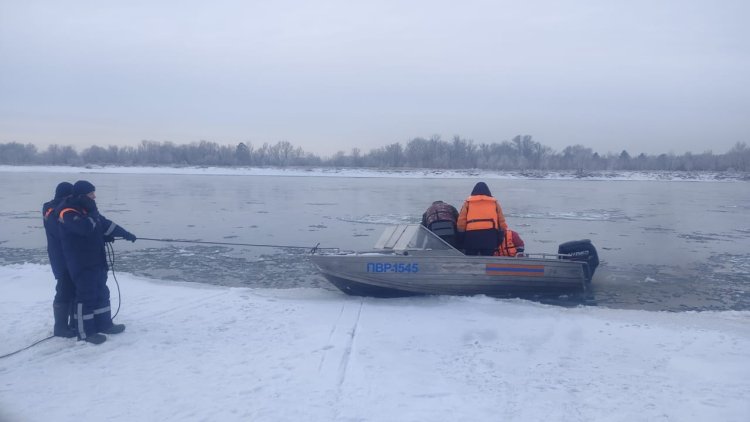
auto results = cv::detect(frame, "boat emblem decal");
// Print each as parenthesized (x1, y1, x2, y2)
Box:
(485, 263, 545, 276)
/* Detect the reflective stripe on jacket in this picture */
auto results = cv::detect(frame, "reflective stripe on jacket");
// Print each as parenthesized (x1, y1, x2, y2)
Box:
(58, 201, 112, 277)
(58, 207, 84, 222)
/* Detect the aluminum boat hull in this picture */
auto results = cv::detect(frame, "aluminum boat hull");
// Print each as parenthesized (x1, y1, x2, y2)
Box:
(312, 253, 590, 298)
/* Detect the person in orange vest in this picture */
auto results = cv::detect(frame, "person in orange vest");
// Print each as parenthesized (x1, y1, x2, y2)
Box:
(497, 229, 525, 257)
(456, 182, 509, 256)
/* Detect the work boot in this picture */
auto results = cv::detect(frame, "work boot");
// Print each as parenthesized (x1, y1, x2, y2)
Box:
(53, 303, 76, 338)
(82, 333, 107, 345)
(94, 307, 125, 334)
(101, 323, 126, 335)
(94, 306, 125, 335)
(76, 302, 104, 344)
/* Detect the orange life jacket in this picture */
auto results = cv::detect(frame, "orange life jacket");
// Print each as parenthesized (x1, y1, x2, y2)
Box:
(497, 230, 518, 257)
(461, 195, 499, 231)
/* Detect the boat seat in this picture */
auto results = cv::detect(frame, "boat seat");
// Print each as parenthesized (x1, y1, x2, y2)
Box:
(428, 220, 456, 237)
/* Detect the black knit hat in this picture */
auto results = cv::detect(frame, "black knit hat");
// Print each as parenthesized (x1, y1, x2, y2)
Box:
(54, 182, 73, 199)
(471, 182, 492, 197)
(73, 180, 96, 196)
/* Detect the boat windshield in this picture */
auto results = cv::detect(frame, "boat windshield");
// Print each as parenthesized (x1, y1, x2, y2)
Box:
(373, 224, 457, 252)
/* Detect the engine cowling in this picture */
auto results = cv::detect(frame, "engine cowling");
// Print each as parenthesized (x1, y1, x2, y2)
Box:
(558, 239, 599, 280)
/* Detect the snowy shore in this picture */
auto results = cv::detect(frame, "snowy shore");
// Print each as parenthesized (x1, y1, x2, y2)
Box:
(1, 264, 749, 422)
(0, 165, 746, 182)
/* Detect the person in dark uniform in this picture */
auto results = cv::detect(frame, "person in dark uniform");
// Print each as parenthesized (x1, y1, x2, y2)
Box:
(456, 182, 509, 256)
(421, 200, 460, 248)
(43, 182, 76, 337)
(57, 180, 136, 344)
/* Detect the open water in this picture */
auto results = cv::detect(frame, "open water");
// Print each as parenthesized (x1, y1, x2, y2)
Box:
(1, 170, 749, 312)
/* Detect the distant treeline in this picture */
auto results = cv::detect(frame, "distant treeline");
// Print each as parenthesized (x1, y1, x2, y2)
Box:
(1, 135, 748, 172)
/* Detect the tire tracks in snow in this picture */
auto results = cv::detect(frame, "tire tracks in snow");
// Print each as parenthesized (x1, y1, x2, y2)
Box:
(336, 298, 363, 389)
(317, 297, 364, 412)
(135, 290, 233, 320)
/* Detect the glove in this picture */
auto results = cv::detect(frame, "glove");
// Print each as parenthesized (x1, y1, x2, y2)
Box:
(103, 235, 115, 243)
(123, 232, 137, 242)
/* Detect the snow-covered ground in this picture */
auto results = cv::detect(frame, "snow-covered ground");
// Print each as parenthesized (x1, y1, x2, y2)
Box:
(0, 164, 746, 181)
(1, 264, 748, 422)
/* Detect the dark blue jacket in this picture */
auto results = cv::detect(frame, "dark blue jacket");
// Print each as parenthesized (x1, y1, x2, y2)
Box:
(56, 196, 130, 278)
(43, 198, 68, 280)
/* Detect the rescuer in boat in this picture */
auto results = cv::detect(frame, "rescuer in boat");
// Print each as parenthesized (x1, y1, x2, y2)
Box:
(43, 182, 77, 338)
(57, 180, 137, 345)
(497, 229, 525, 257)
(421, 200, 460, 248)
(457, 182, 509, 256)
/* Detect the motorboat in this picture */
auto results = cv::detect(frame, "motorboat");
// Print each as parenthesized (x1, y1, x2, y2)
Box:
(312, 224, 599, 298)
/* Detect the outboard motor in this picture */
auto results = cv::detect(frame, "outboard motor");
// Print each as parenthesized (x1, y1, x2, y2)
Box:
(558, 239, 599, 280)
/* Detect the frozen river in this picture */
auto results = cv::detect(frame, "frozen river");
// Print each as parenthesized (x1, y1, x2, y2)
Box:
(1, 168, 749, 311)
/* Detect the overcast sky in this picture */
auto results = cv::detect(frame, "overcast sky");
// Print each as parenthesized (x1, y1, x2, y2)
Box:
(1, 0, 748, 157)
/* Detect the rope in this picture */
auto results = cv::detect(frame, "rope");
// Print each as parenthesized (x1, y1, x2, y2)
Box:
(0, 235, 336, 359)
(137, 237, 337, 253)
(0, 336, 54, 360)
(106, 241, 122, 320)
(0, 240, 123, 360)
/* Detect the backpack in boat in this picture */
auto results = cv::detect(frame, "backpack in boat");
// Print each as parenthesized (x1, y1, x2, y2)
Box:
(558, 239, 599, 280)
(428, 220, 456, 237)
(424, 202, 458, 238)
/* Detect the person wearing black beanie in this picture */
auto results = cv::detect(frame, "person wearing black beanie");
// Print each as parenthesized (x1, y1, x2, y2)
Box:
(72, 180, 96, 197)
(54, 182, 74, 200)
(43, 182, 77, 338)
(56, 180, 138, 345)
(456, 182, 510, 256)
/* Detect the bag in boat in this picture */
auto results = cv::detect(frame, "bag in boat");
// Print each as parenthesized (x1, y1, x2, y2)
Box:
(558, 239, 599, 280)
(428, 220, 456, 237)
